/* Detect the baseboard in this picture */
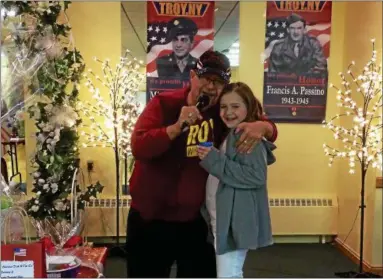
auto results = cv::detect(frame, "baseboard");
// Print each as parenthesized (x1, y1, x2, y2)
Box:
(334, 238, 383, 276)
(273, 235, 334, 243)
(86, 235, 335, 245)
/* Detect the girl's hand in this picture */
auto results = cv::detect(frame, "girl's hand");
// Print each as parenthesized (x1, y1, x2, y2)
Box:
(197, 146, 212, 160)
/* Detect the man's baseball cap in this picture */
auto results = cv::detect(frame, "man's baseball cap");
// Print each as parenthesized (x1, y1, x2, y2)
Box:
(194, 50, 231, 83)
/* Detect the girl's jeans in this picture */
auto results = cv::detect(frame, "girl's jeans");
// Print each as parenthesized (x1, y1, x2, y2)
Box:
(216, 249, 248, 278)
(208, 191, 248, 278)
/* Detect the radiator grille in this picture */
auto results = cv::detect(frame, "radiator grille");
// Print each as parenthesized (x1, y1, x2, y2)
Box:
(269, 198, 333, 207)
(84, 197, 338, 236)
(86, 198, 333, 208)
(86, 198, 131, 208)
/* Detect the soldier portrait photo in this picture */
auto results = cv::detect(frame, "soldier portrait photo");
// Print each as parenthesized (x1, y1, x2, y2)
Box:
(156, 17, 199, 79)
(269, 13, 328, 74)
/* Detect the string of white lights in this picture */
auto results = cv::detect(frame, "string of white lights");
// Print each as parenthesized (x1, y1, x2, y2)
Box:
(77, 49, 145, 157)
(323, 39, 382, 174)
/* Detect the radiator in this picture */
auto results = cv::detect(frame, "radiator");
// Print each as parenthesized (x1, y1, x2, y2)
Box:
(84, 196, 338, 237)
(269, 197, 338, 236)
(84, 198, 131, 237)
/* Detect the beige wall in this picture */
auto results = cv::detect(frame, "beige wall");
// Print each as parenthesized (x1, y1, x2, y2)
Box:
(239, 1, 382, 266)
(337, 1, 382, 266)
(239, 2, 342, 198)
(68, 2, 122, 197)
(230, 67, 239, 82)
(20, 2, 381, 266)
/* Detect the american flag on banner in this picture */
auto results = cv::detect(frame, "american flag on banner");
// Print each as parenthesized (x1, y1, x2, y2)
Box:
(14, 248, 27, 256)
(263, 19, 331, 70)
(146, 21, 213, 76)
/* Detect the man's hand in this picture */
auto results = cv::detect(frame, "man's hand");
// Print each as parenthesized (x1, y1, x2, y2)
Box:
(166, 106, 202, 140)
(178, 106, 202, 129)
(235, 121, 271, 153)
(197, 145, 212, 160)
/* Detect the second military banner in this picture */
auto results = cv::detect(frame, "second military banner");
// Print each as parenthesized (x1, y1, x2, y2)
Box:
(262, 1, 332, 123)
(146, 1, 215, 102)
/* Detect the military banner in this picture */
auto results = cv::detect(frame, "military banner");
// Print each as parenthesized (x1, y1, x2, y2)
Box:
(146, 1, 215, 102)
(263, 1, 332, 123)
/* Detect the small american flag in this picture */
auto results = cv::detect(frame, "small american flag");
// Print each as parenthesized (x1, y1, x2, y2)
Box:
(146, 21, 214, 77)
(263, 18, 331, 70)
(14, 248, 27, 256)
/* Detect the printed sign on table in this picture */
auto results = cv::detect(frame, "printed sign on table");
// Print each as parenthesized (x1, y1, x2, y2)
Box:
(263, 1, 332, 123)
(1, 261, 34, 278)
(146, 1, 215, 102)
(1, 242, 47, 278)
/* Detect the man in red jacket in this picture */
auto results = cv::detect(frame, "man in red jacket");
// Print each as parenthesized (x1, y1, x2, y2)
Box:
(127, 51, 277, 278)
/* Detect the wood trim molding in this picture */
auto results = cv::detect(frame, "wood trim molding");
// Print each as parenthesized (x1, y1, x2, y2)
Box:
(334, 238, 383, 276)
(377, 177, 382, 189)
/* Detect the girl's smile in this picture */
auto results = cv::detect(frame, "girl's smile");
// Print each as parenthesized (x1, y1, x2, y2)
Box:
(220, 92, 248, 128)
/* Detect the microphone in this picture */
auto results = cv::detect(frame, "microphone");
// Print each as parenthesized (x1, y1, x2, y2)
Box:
(181, 94, 211, 131)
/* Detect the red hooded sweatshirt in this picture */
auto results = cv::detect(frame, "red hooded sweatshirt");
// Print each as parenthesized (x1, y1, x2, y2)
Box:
(129, 88, 277, 221)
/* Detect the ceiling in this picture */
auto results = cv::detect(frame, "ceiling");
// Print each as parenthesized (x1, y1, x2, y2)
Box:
(121, 1, 239, 63)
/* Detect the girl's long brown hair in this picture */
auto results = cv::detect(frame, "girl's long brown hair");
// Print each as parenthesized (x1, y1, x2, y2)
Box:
(220, 82, 264, 122)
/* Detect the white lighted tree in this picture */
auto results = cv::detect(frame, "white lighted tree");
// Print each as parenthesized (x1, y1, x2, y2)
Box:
(323, 40, 382, 276)
(78, 50, 144, 157)
(77, 50, 144, 248)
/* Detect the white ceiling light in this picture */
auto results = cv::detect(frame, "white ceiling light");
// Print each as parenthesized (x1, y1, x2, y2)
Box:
(229, 60, 239, 67)
(226, 53, 238, 59)
(229, 48, 239, 54)
(231, 42, 239, 48)
(227, 41, 240, 67)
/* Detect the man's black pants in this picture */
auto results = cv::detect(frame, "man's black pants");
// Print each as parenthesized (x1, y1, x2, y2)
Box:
(126, 207, 217, 278)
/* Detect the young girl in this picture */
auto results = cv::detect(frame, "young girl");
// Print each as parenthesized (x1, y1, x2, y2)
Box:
(197, 82, 276, 278)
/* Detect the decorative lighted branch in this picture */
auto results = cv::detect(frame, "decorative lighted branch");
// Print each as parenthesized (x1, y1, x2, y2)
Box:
(77, 50, 144, 247)
(323, 39, 382, 174)
(77, 50, 144, 159)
